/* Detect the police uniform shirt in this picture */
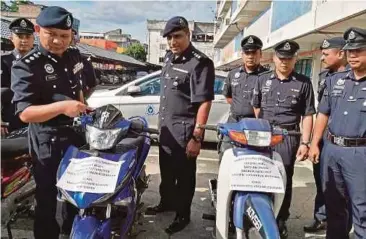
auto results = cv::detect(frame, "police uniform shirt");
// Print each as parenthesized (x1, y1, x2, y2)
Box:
(11, 44, 84, 159)
(318, 70, 366, 138)
(159, 44, 215, 147)
(223, 65, 267, 117)
(81, 56, 97, 92)
(252, 71, 316, 126)
(1, 49, 23, 87)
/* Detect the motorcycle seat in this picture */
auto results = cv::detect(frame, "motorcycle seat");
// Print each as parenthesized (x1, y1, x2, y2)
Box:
(1, 136, 29, 160)
(118, 134, 145, 161)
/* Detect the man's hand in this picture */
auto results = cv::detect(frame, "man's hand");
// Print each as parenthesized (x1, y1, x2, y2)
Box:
(308, 143, 320, 164)
(186, 138, 201, 159)
(296, 144, 309, 161)
(61, 100, 88, 118)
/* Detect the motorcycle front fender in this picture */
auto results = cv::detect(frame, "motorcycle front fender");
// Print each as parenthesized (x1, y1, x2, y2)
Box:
(70, 215, 111, 239)
(233, 192, 279, 239)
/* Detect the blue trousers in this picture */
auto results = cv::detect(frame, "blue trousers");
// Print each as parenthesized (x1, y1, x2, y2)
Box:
(312, 140, 326, 222)
(322, 141, 366, 239)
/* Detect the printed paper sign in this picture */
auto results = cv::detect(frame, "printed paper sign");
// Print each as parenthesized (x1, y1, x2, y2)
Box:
(57, 156, 123, 193)
(229, 155, 285, 193)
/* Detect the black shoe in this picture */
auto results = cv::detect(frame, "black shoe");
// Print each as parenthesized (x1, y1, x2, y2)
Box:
(278, 220, 288, 239)
(304, 220, 327, 233)
(165, 215, 190, 234)
(145, 202, 174, 215)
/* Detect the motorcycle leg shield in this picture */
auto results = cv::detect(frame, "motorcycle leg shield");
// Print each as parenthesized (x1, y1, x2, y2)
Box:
(233, 192, 280, 239)
(70, 215, 111, 239)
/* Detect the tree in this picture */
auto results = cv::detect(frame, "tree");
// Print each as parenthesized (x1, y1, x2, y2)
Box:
(8, 0, 33, 12)
(124, 43, 147, 62)
(1, 2, 11, 11)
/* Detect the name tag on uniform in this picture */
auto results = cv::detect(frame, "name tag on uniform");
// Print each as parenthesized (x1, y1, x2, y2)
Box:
(45, 74, 58, 81)
(172, 67, 188, 74)
(73, 62, 84, 74)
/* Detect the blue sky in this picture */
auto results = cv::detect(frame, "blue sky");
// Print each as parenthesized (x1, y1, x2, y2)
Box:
(31, 1, 217, 43)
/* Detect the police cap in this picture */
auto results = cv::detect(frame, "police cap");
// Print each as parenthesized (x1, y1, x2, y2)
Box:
(9, 18, 34, 34)
(162, 16, 189, 38)
(241, 35, 263, 51)
(274, 39, 300, 58)
(320, 37, 345, 50)
(36, 6, 73, 30)
(343, 27, 366, 50)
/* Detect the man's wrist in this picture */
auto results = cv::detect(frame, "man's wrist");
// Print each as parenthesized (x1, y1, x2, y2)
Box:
(192, 134, 202, 143)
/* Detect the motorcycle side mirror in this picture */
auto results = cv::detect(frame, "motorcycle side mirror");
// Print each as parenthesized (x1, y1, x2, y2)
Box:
(127, 86, 142, 95)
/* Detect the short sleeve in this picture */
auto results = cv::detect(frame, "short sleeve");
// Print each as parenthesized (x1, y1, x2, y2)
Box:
(300, 79, 316, 116)
(251, 76, 262, 108)
(11, 61, 40, 115)
(82, 57, 97, 90)
(318, 77, 332, 115)
(222, 73, 232, 97)
(190, 58, 215, 103)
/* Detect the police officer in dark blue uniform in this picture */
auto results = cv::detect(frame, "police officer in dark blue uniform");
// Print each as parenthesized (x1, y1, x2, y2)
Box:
(1, 18, 34, 134)
(11, 7, 88, 239)
(304, 36, 348, 233)
(252, 39, 315, 238)
(219, 35, 267, 159)
(146, 16, 215, 234)
(309, 27, 366, 239)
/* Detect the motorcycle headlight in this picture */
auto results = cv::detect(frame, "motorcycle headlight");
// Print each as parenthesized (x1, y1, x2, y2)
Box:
(86, 125, 122, 150)
(244, 130, 271, 147)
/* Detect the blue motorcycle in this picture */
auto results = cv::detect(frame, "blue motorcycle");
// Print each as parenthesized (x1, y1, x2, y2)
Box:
(202, 118, 301, 239)
(56, 104, 158, 239)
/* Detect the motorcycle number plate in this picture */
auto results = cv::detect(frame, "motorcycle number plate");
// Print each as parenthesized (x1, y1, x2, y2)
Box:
(229, 155, 285, 193)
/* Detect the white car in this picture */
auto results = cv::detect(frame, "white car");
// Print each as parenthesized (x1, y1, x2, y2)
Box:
(87, 70, 230, 142)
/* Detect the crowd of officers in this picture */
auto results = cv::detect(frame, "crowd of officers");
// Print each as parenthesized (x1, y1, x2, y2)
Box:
(0, 5, 365, 239)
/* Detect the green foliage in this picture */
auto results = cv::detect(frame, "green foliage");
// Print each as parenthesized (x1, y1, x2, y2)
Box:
(5, 0, 33, 12)
(124, 43, 147, 62)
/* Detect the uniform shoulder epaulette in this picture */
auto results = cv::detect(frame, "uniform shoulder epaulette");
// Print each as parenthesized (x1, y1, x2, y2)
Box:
(1, 52, 12, 56)
(191, 48, 208, 60)
(258, 69, 272, 76)
(20, 49, 42, 65)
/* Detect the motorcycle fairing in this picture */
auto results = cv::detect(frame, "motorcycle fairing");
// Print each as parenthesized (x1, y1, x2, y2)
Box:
(70, 215, 111, 239)
(218, 118, 272, 138)
(56, 145, 137, 209)
(233, 192, 279, 239)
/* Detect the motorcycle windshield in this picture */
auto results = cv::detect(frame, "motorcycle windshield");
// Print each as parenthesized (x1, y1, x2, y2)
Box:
(56, 145, 137, 209)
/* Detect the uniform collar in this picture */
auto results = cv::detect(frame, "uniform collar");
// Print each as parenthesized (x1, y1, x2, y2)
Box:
(271, 70, 297, 81)
(12, 49, 22, 60)
(345, 70, 366, 82)
(172, 43, 193, 63)
(37, 44, 63, 63)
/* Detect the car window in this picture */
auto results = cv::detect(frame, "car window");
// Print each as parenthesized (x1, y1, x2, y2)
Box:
(137, 76, 161, 96)
(214, 76, 225, 95)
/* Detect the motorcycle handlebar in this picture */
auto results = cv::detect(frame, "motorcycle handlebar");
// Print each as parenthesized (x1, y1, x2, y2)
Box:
(129, 120, 159, 135)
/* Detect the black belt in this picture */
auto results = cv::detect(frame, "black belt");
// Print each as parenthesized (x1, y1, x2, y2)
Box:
(327, 132, 366, 147)
(273, 124, 299, 131)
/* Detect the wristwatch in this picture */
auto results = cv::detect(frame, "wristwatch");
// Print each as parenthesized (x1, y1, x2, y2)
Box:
(301, 141, 310, 148)
(192, 134, 203, 142)
(195, 123, 205, 129)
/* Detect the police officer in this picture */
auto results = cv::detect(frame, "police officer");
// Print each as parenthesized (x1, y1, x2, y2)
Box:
(219, 35, 267, 159)
(304, 37, 348, 233)
(11, 7, 88, 239)
(1, 18, 34, 134)
(146, 16, 215, 234)
(252, 39, 315, 238)
(308, 27, 366, 239)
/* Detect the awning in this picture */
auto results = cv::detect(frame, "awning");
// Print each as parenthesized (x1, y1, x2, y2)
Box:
(76, 43, 146, 67)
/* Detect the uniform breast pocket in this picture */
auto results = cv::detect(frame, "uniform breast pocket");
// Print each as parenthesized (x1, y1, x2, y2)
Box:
(356, 90, 366, 113)
(170, 71, 190, 92)
(243, 90, 253, 101)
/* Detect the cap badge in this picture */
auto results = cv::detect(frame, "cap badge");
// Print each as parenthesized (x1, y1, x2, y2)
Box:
(66, 15, 72, 28)
(248, 37, 254, 44)
(44, 64, 54, 74)
(20, 19, 27, 28)
(234, 72, 240, 78)
(349, 30, 356, 40)
(284, 42, 291, 50)
(322, 40, 330, 48)
(179, 18, 186, 27)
